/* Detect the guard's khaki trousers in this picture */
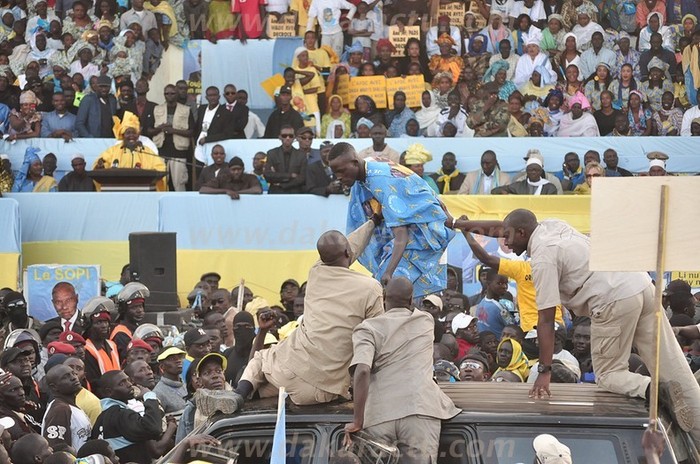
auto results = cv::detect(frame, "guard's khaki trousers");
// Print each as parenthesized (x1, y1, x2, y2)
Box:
(592, 283, 700, 448)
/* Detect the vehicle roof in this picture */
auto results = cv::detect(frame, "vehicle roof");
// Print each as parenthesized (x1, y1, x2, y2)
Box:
(209, 383, 650, 430)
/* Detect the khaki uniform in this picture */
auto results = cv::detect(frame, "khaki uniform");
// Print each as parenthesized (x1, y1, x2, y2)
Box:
(240, 220, 384, 405)
(529, 220, 700, 447)
(351, 308, 460, 464)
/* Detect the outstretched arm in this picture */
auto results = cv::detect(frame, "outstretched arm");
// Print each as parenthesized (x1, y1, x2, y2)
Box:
(464, 232, 500, 270)
(381, 226, 408, 285)
(445, 214, 508, 238)
(347, 219, 378, 264)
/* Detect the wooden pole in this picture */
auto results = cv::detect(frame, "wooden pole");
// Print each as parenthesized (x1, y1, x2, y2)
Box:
(650, 184, 669, 429)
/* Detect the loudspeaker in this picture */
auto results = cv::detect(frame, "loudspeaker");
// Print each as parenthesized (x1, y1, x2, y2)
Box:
(129, 232, 179, 312)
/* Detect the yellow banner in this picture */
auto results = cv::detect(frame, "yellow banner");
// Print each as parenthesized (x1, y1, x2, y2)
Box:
(670, 271, 700, 288)
(437, 2, 466, 26)
(386, 75, 425, 109)
(349, 76, 388, 109)
(388, 25, 421, 57)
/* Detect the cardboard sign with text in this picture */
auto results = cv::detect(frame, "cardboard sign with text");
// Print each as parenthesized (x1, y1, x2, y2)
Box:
(388, 25, 421, 57)
(348, 76, 388, 109)
(266, 14, 298, 38)
(437, 2, 466, 26)
(386, 75, 425, 109)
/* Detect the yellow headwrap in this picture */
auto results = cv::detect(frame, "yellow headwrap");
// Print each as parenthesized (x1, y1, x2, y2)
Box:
(112, 111, 141, 139)
(97, 19, 113, 31)
(493, 338, 530, 382)
(436, 33, 456, 46)
(404, 143, 433, 165)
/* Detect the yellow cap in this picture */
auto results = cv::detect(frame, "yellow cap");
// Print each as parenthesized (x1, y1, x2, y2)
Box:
(156, 346, 186, 362)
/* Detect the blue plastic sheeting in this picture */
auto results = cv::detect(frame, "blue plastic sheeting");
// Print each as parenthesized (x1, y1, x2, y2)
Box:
(4, 192, 160, 242)
(200, 38, 302, 111)
(158, 193, 348, 250)
(0, 198, 21, 252)
(4, 138, 699, 185)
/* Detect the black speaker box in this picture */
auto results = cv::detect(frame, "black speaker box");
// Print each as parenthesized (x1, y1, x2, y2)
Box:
(128, 232, 179, 312)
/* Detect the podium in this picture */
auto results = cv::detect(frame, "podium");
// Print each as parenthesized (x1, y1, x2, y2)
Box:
(87, 169, 166, 191)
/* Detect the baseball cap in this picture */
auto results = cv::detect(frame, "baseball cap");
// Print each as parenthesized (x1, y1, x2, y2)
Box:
(533, 434, 572, 464)
(423, 294, 443, 311)
(664, 279, 692, 297)
(200, 272, 221, 281)
(184, 328, 210, 347)
(127, 339, 153, 353)
(296, 126, 314, 137)
(96, 74, 111, 86)
(59, 331, 86, 345)
(157, 346, 186, 362)
(277, 85, 292, 95)
(47, 341, 76, 356)
(38, 321, 62, 341)
(451, 313, 475, 335)
(280, 279, 299, 291)
(195, 352, 227, 375)
(433, 360, 460, 381)
(0, 347, 31, 367)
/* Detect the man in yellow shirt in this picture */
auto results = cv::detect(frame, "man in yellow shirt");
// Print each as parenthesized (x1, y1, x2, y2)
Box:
(93, 111, 167, 191)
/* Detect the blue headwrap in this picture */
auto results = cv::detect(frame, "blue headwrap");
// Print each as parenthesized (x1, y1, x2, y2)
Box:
(24, 146, 41, 165)
(533, 65, 555, 86)
(341, 40, 364, 62)
(543, 88, 564, 108)
(483, 59, 510, 83)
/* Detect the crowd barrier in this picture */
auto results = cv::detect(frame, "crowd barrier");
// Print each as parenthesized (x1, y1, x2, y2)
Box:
(3, 137, 700, 184)
(2, 193, 596, 317)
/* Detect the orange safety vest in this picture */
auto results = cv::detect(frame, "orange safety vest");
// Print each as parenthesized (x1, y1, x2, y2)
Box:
(109, 324, 133, 341)
(85, 339, 120, 374)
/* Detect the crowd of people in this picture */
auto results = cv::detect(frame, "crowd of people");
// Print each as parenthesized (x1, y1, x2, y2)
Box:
(0, 0, 698, 193)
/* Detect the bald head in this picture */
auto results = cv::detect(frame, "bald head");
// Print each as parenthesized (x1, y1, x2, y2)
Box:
(504, 209, 538, 230)
(503, 209, 538, 256)
(317, 230, 351, 266)
(385, 277, 413, 309)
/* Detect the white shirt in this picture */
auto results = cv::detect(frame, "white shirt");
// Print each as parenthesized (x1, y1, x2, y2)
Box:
(482, 173, 495, 194)
(509, 0, 546, 22)
(266, 0, 291, 14)
(425, 25, 462, 57)
(244, 111, 267, 139)
(369, 1, 384, 41)
(681, 106, 700, 136)
(42, 400, 92, 451)
(69, 61, 99, 82)
(307, 0, 357, 36)
(527, 350, 580, 383)
(513, 51, 556, 86)
(436, 106, 474, 137)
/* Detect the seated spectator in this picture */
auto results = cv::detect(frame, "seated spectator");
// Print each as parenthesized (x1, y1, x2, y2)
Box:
(321, 94, 351, 139)
(493, 338, 529, 382)
(506, 91, 531, 136)
(93, 112, 167, 191)
(200, 157, 262, 199)
(513, 31, 556, 87)
(511, 14, 540, 56)
(12, 147, 57, 192)
(10, 434, 53, 464)
(76, 75, 117, 138)
(554, 152, 583, 191)
(571, 5, 603, 53)
(58, 154, 96, 192)
(609, 63, 638, 111)
(296, 126, 320, 164)
(195, 144, 227, 191)
(480, 14, 512, 56)
(429, 34, 464, 85)
(484, 60, 517, 102)
(464, 34, 491, 79)
(468, 84, 510, 137)
(458, 150, 510, 194)
(402, 143, 439, 194)
(40, 93, 76, 141)
(263, 86, 304, 139)
(415, 90, 441, 136)
(264, 125, 307, 194)
(579, 32, 616, 81)
(636, 0, 666, 28)
(648, 152, 669, 176)
(583, 64, 612, 111)
(426, 15, 462, 58)
(431, 152, 465, 194)
(613, 33, 640, 80)
(385, 91, 416, 137)
(640, 58, 674, 112)
(573, 161, 605, 194)
(8, 91, 41, 141)
(451, 313, 479, 360)
(435, 91, 473, 137)
(593, 90, 621, 135)
(42, 154, 57, 178)
(350, 95, 383, 133)
(652, 90, 683, 135)
(627, 90, 653, 136)
(558, 92, 600, 136)
(540, 14, 565, 55)
(250, 152, 268, 192)
(357, 124, 400, 162)
(493, 157, 558, 195)
(306, 141, 344, 196)
(639, 32, 677, 80)
(639, 12, 674, 52)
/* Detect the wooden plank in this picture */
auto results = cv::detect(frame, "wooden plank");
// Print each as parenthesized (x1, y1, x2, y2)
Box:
(589, 177, 700, 271)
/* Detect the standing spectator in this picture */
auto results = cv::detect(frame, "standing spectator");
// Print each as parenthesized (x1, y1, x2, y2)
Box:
(90, 370, 164, 464)
(221, 84, 248, 139)
(82, 297, 121, 386)
(194, 87, 231, 162)
(42, 364, 91, 453)
(40, 93, 76, 140)
(232, 0, 266, 40)
(357, 124, 400, 162)
(110, 283, 149, 359)
(349, 1, 374, 61)
(306, 0, 357, 58)
(265, 125, 307, 194)
(75, 75, 117, 138)
(306, 141, 344, 196)
(296, 126, 320, 164)
(123, 79, 157, 134)
(195, 144, 228, 190)
(120, 0, 158, 33)
(263, 86, 304, 138)
(183, 0, 209, 39)
(181, 328, 211, 382)
(451, 313, 480, 360)
(148, 84, 195, 192)
(385, 91, 416, 137)
(0, 346, 44, 424)
(238, 90, 266, 139)
(252, 152, 269, 192)
(475, 268, 515, 338)
(152, 347, 188, 415)
(199, 157, 263, 199)
(0, 372, 41, 440)
(58, 154, 96, 192)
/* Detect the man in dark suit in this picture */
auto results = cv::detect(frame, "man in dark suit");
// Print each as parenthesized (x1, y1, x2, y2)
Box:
(222, 83, 248, 139)
(306, 141, 345, 196)
(122, 78, 157, 134)
(264, 125, 307, 194)
(46, 282, 86, 334)
(75, 74, 117, 137)
(263, 86, 304, 139)
(194, 86, 232, 145)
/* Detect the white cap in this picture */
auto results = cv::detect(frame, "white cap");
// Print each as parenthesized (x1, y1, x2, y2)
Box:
(526, 157, 543, 168)
(451, 313, 475, 335)
(649, 159, 666, 170)
(72, 153, 85, 161)
(423, 294, 443, 311)
(533, 434, 572, 464)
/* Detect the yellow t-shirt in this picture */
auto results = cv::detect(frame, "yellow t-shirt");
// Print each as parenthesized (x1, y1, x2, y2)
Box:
(498, 259, 564, 332)
(76, 388, 102, 426)
(290, 0, 312, 29)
